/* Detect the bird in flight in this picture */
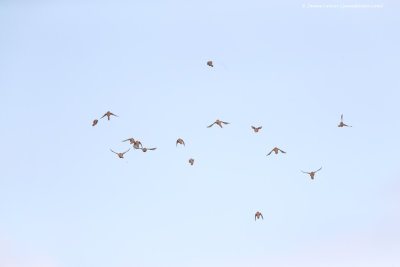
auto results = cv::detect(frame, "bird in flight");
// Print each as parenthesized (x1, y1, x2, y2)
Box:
(133, 140, 143, 149)
(101, 111, 118, 120)
(301, 167, 322, 180)
(122, 138, 135, 144)
(189, 158, 194, 166)
(207, 61, 213, 67)
(207, 120, 230, 128)
(338, 114, 352, 127)
(251, 126, 262, 133)
(110, 148, 130, 158)
(266, 147, 286, 156)
(255, 211, 263, 221)
(176, 138, 185, 146)
(136, 147, 157, 152)
(92, 119, 98, 126)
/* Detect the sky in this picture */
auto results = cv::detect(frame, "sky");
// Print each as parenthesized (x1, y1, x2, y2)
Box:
(0, 0, 399, 266)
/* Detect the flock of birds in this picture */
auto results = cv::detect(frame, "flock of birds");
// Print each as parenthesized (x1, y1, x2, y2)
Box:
(92, 61, 353, 221)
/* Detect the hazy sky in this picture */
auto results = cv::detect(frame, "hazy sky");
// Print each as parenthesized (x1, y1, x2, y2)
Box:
(1, 1, 399, 266)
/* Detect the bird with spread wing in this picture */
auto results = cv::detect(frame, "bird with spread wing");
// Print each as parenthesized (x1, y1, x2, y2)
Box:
(101, 111, 118, 121)
(266, 147, 286, 156)
(110, 148, 130, 158)
(301, 167, 322, 180)
(338, 114, 352, 127)
(207, 120, 230, 128)
(136, 147, 157, 152)
(122, 138, 136, 144)
(251, 126, 262, 133)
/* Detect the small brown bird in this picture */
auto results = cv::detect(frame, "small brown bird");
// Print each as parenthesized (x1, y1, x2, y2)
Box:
(255, 211, 263, 221)
(176, 138, 185, 146)
(92, 119, 98, 126)
(110, 148, 130, 158)
(207, 61, 213, 67)
(251, 126, 262, 132)
(122, 138, 135, 144)
(301, 167, 322, 180)
(338, 114, 352, 127)
(136, 147, 156, 152)
(133, 140, 143, 149)
(101, 111, 118, 120)
(207, 120, 230, 128)
(266, 147, 286, 156)
(189, 158, 194, 165)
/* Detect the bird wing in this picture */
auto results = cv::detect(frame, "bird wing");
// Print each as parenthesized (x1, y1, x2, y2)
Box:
(258, 126, 262, 130)
(207, 122, 216, 128)
(301, 170, 310, 174)
(251, 126, 255, 130)
(222, 121, 230, 124)
(122, 149, 130, 154)
(182, 140, 185, 146)
(279, 149, 286, 153)
(148, 148, 157, 150)
(266, 149, 274, 156)
(110, 149, 118, 154)
(261, 213, 264, 220)
(255, 214, 257, 221)
(315, 167, 322, 173)
(110, 112, 118, 117)
(122, 138, 131, 142)
(176, 140, 179, 146)
(100, 113, 107, 119)
(341, 114, 343, 122)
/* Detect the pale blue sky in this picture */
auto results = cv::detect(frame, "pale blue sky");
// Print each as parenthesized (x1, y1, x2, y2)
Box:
(1, 1, 399, 266)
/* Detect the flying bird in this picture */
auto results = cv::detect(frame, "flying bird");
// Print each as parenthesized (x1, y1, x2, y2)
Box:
(251, 126, 262, 132)
(122, 138, 135, 144)
(255, 211, 263, 221)
(189, 158, 194, 166)
(110, 148, 130, 158)
(207, 61, 213, 67)
(176, 138, 185, 146)
(266, 147, 286, 156)
(133, 140, 143, 149)
(136, 147, 157, 152)
(92, 119, 98, 126)
(101, 111, 118, 120)
(338, 114, 352, 127)
(301, 167, 322, 180)
(207, 120, 230, 128)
